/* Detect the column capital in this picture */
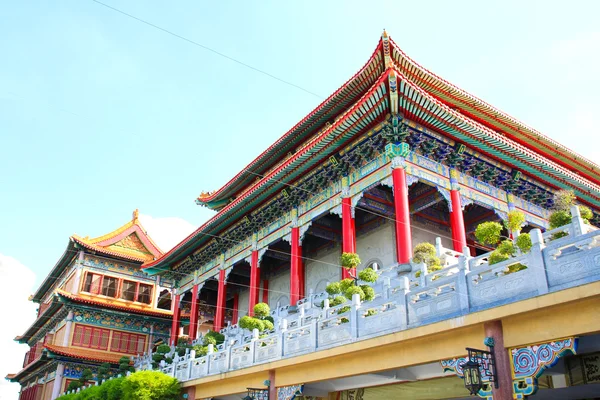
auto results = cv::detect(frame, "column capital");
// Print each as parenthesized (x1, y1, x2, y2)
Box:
(449, 168, 461, 191)
(291, 208, 299, 227)
(390, 155, 407, 170)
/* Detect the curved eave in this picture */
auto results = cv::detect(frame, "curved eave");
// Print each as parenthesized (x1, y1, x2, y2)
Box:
(44, 344, 125, 364)
(389, 37, 600, 185)
(7, 356, 49, 382)
(71, 236, 149, 264)
(145, 72, 392, 273)
(196, 41, 387, 210)
(31, 240, 78, 303)
(16, 301, 63, 344)
(55, 290, 174, 319)
(394, 69, 600, 205)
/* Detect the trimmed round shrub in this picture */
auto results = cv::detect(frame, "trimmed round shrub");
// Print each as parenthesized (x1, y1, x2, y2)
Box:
(413, 242, 436, 258)
(337, 305, 351, 315)
(253, 302, 270, 318)
(263, 315, 274, 324)
(505, 210, 526, 232)
(360, 285, 375, 301)
(330, 295, 347, 307)
(262, 320, 274, 331)
(79, 386, 102, 400)
(489, 250, 510, 265)
(339, 278, 354, 293)
(340, 252, 361, 269)
(202, 335, 217, 346)
(156, 344, 171, 354)
(100, 376, 125, 400)
(496, 240, 515, 257)
(358, 267, 378, 283)
(516, 233, 532, 253)
(326, 281, 341, 295)
(203, 330, 224, 345)
(345, 285, 365, 301)
(475, 221, 503, 245)
(554, 190, 576, 211)
(580, 206, 593, 221)
(239, 316, 266, 332)
(549, 210, 571, 229)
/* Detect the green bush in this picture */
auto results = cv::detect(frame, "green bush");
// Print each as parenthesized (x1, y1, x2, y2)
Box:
(192, 345, 209, 357)
(549, 210, 572, 229)
(66, 381, 83, 392)
(202, 330, 224, 346)
(337, 305, 351, 315)
(78, 385, 102, 400)
(496, 240, 515, 256)
(475, 221, 503, 246)
(326, 281, 341, 295)
(262, 320, 274, 331)
(156, 344, 171, 354)
(358, 268, 378, 283)
(121, 370, 180, 400)
(505, 210, 526, 232)
(57, 394, 78, 400)
(345, 285, 365, 301)
(339, 278, 354, 293)
(202, 335, 217, 346)
(330, 295, 347, 307)
(488, 250, 510, 265)
(516, 233, 532, 253)
(340, 252, 361, 269)
(580, 206, 593, 221)
(253, 302, 270, 318)
(360, 285, 375, 301)
(100, 377, 125, 400)
(239, 316, 266, 332)
(365, 309, 378, 317)
(97, 363, 111, 383)
(554, 190, 576, 211)
(413, 242, 436, 258)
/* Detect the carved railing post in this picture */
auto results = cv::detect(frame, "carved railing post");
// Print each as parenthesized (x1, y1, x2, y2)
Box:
(187, 350, 196, 380)
(279, 320, 287, 357)
(529, 228, 549, 295)
(419, 263, 427, 287)
(350, 293, 361, 339)
(398, 276, 409, 330)
(570, 205, 586, 236)
(456, 255, 470, 314)
(383, 276, 391, 300)
(310, 318, 318, 351)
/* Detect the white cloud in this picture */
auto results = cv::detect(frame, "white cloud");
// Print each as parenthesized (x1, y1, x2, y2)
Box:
(139, 214, 198, 253)
(0, 254, 37, 400)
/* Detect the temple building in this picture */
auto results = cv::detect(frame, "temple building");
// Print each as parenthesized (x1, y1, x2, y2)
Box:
(137, 31, 600, 399)
(7, 211, 176, 400)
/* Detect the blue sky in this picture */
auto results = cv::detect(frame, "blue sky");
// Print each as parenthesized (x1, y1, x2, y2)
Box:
(1, 1, 599, 396)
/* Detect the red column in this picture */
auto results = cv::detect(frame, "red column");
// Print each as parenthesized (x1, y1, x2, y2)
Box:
(290, 226, 301, 305)
(169, 294, 181, 345)
(214, 269, 227, 332)
(450, 190, 467, 252)
(232, 293, 239, 325)
(262, 279, 269, 304)
(342, 197, 356, 279)
(188, 284, 199, 341)
(248, 250, 260, 316)
(392, 167, 412, 263)
(298, 245, 305, 299)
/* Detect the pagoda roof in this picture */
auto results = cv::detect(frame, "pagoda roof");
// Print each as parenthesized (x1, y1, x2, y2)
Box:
(145, 32, 600, 275)
(31, 210, 163, 303)
(16, 299, 64, 344)
(54, 289, 174, 319)
(197, 32, 600, 211)
(6, 355, 49, 382)
(44, 344, 126, 364)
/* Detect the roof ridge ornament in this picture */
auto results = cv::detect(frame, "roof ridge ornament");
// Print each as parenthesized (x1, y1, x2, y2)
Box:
(132, 209, 139, 222)
(381, 29, 393, 68)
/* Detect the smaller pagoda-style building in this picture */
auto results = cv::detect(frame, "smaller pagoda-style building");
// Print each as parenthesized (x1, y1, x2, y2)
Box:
(7, 211, 176, 400)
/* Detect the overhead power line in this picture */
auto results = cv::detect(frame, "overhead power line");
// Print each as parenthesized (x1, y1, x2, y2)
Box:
(90, 0, 324, 99)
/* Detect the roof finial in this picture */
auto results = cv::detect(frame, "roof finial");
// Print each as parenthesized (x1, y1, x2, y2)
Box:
(382, 29, 388, 39)
(133, 209, 139, 221)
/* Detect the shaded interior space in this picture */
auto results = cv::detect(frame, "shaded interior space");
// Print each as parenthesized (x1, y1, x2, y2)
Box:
(302, 211, 342, 259)
(156, 288, 172, 310)
(259, 239, 292, 307)
(355, 184, 394, 239)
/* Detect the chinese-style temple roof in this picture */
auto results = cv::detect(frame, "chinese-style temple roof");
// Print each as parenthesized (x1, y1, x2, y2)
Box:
(32, 210, 163, 303)
(145, 32, 600, 275)
(197, 32, 600, 211)
(15, 299, 64, 344)
(6, 355, 48, 382)
(44, 344, 125, 364)
(54, 289, 174, 318)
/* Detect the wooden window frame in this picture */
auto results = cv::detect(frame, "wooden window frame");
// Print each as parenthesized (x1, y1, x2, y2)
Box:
(81, 271, 153, 303)
(71, 324, 110, 350)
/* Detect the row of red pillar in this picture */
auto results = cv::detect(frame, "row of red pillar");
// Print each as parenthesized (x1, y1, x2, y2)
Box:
(171, 167, 467, 344)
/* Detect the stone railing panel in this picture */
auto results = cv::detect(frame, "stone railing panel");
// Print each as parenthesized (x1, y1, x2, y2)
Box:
(254, 335, 281, 363)
(208, 350, 229, 375)
(283, 321, 316, 356)
(544, 230, 600, 291)
(317, 313, 352, 348)
(357, 301, 404, 337)
(230, 343, 254, 370)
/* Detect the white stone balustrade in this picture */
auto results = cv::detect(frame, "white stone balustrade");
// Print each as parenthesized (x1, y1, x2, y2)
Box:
(133, 207, 600, 384)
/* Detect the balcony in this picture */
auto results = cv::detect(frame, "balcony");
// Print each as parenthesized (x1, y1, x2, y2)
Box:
(133, 206, 600, 383)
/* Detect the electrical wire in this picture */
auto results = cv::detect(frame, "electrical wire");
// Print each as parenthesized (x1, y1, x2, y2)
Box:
(90, 0, 323, 99)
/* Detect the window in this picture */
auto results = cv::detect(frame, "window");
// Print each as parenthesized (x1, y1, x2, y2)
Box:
(138, 284, 152, 304)
(101, 276, 118, 298)
(110, 331, 146, 354)
(83, 273, 103, 295)
(121, 280, 137, 301)
(71, 324, 110, 350)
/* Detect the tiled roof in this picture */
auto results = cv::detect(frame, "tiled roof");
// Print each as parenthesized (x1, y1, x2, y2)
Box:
(44, 344, 127, 364)
(55, 290, 173, 318)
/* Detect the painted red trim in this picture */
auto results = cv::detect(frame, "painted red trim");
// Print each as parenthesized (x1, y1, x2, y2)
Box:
(450, 190, 467, 252)
(290, 227, 301, 305)
(214, 270, 227, 332)
(248, 250, 259, 316)
(393, 168, 413, 264)
(341, 197, 356, 280)
(93, 224, 162, 258)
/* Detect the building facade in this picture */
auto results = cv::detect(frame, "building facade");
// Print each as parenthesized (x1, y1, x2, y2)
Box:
(7, 211, 175, 400)
(139, 32, 600, 399)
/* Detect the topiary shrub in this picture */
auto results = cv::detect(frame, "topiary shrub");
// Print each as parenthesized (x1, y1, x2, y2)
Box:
(516, 233, 532, 253)
(340, 252, 361, 269)
(253, 303, 270, 318)
(413, 242, 436, 261)
(262, 320, 274, 331)
(505, 210, 526, 233)
(360, 285, 375, 301)
(358, 268, 378, 283)
(326, 281, 341, 296)
(554, 190, 576, 211)
(66, 380, 83, 392)
(365, 308, 378, 317)
(549, 210, 572, 230)
(121, 370, 180, 400)
(475, 221, 503, 246)
(99, 376, 125, 400)
(344, 285, 365, 301)
(156, 344, 171, 354)
(203, 330, 225, 346)
(119, 356, 134, 374)
(96, 362, 111, 383)
(330, 295, 347, 307)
